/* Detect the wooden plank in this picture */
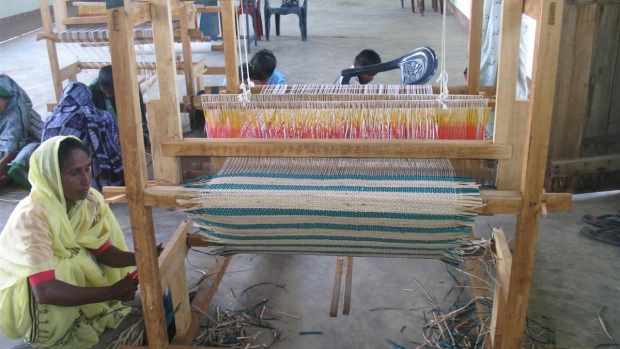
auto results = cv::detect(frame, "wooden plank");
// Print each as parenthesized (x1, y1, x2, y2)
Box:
(180, 2, 195, 96)
(550, 154, 620, 175)
(467, 0, 484, 94)
(39, 0, 63, 102)
(330, 257, 344, 317)
(131, 2, 152, 26)
(583, 5, 620, 157)
(548, 4, 596, 162)
(582, 133, 620, 145)
(149, 0, 183, 185)
(187, 233, 210, 247)
(464, 256, 492, 349)
(524, 0, 541, 20)
(490, 284, 506, 348)
(220, 0, 239, 92)
(607, 40, 620, 156)
(192, 59, 207, 78)
(102, 186, 572, 214)
(104, 193, 126, 204)
(170, 263, 192, 337)
(62, 16, 108, 25)
(500, 0, 565, 347)
(107, 2, 168, 348)
(196, 6, 222, 13)
(52, 0, 68, 32)
(158, 220, 191, 290)
(160, 139, 513, 159)
(173, 256, 231, 345)
(205, 66, 227, 75)
(493, 227, 512, 302)
(497, 100, 529, 190)
(494, 0, 526, 190)
(342, 257, 353, 315)
(59, 62, 81, 82)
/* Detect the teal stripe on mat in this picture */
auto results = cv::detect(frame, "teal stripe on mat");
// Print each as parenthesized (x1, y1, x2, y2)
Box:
(194, 220, 472, 234)
(186, 207, 474, 223)
(200, 229, 468, 244)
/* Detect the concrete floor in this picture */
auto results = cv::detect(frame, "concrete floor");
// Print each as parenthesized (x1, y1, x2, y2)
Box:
(1, 0, 619, 347)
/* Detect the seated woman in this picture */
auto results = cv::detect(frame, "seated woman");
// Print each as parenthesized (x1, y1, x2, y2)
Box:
(0, 74, 44, 190)
(42, 82, 124, 191)
(0, 136, 146, 348)
(89, 65, 150, 147)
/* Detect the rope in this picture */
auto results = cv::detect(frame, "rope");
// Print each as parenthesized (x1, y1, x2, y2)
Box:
(234, 3, 254, 105)
(435, 0, 449, 108)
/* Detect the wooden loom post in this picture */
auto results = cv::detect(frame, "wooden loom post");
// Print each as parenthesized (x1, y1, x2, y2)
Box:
(493, 0, 530, 190)
(180, 2, 196, 96)
(467, 0, 483, 94)
(148, 0, 183, 184)
(38, 0, 63, 102)
(106, 0, 169, 347)
(221, 0, 240, 92)
(52, 0, 68, 33)
(499, 0, 564, 347)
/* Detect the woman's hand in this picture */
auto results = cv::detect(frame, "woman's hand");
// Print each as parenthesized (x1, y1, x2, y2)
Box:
(110, 278, 139, 302)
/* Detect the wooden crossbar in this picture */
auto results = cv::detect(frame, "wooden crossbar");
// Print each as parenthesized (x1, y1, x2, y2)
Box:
(160, 139, 513, 160)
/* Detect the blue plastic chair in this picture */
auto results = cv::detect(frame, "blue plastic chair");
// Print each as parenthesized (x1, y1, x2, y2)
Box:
(264, 0, 308, 41)
(339, 47, 438, 85)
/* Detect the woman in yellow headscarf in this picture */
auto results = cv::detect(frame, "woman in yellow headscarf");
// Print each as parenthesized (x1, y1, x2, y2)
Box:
(0, 136, 139, 348)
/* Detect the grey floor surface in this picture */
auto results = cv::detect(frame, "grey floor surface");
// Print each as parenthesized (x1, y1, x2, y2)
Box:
(0, 0, 619, 348)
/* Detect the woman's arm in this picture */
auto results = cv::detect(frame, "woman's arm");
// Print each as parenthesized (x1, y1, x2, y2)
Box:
(31, 278, 138, 306)
(0, 151, 18, 176)
(94, 243, 163, 268)
(95, 245, 136, 268)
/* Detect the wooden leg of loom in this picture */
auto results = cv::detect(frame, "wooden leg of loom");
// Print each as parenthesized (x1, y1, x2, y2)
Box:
(173, 256, 232, 345)
(465, 230, 494, 349)
(487, 228, 511, 348)
(343, 257, 353, 315)
(330, 257, 344, 317)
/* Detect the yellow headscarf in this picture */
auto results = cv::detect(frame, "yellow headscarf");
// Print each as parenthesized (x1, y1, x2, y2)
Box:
(0, 135, 130, 291)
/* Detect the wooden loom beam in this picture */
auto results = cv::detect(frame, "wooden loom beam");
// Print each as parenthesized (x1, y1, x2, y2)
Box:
(467, 0, 484, 94)
(107, 0, 169, 347)
(498, 0, 564, 347)
(159, 139, 513, 159)
(39, 0, 64, 102)
(148, 0, 183, 185)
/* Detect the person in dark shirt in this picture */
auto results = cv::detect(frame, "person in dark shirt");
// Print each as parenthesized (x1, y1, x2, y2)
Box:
(88, 65, 150, 147)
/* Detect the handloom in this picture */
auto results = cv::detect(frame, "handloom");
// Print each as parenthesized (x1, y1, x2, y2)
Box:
(184, 157, 484, 264)
(96, 0, 572, 346)
(187, 86, 490, 262)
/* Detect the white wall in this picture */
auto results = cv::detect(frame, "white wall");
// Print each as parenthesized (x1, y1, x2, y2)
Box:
(0, 0, 55, 20)
(449, 0, 471, 19)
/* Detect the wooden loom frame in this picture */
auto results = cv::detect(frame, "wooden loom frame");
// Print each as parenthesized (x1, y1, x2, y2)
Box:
(36, 0, 234, 111)
(99, 0, 572, 347)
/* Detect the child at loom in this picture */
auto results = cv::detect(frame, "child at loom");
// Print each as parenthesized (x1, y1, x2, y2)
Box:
(222, 49, 285, 86)
(334, 49, 382, 85)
